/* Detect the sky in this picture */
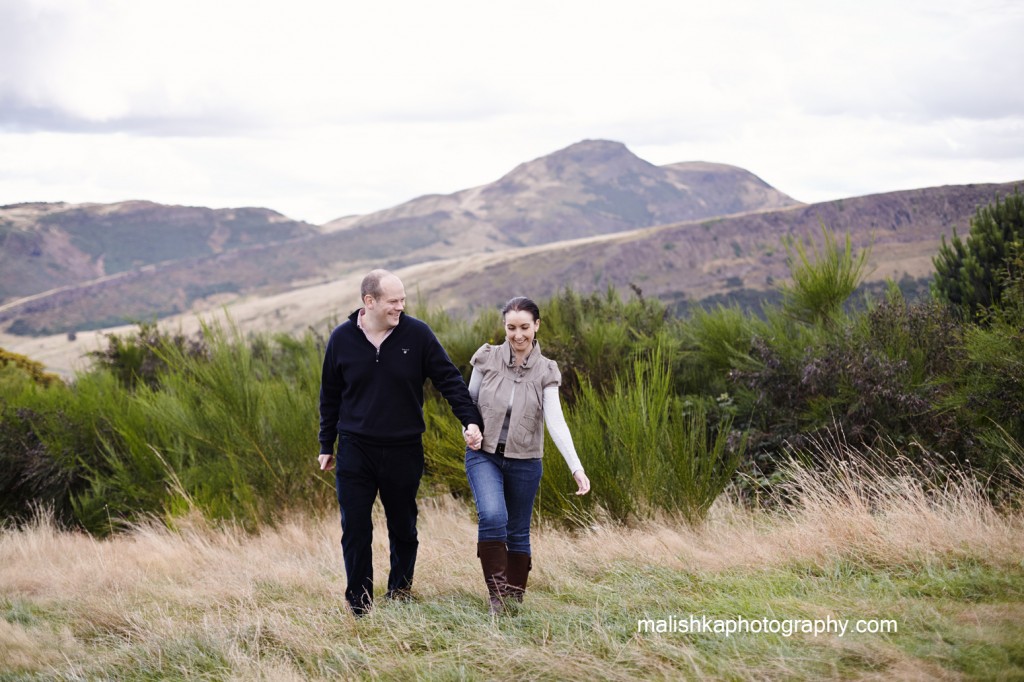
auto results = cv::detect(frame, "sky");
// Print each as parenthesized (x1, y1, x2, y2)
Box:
(2, 0, 1023, 226)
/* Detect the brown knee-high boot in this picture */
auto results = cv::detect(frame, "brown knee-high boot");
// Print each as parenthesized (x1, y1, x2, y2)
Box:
(506, 551, 532, 604)
(477, 541, 509, 614)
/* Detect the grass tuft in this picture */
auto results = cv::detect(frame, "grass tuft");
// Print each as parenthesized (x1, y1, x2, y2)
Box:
(2, 452, 1021, 680)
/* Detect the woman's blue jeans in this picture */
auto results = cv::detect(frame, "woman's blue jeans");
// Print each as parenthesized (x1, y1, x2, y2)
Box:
(464, 447, 543, 555)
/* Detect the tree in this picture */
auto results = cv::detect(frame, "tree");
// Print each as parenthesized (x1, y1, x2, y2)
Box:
(932, 189, 1024, 320)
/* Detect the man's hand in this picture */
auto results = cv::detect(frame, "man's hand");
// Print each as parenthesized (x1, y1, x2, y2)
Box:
(463, 423, 483, 450)
(318, 454, 335, 471)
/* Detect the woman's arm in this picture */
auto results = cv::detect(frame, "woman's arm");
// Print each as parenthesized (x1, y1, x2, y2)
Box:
(467, 366, 482, 403)
(543, 385, 582, 475)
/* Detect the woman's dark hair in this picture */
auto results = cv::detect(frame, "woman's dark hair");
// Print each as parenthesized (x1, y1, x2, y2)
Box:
(501, 296, 541, 321)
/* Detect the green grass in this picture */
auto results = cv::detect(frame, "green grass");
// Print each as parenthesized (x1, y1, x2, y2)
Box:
(1, 491, 1021, 681)
(4, 439, 1024, 680)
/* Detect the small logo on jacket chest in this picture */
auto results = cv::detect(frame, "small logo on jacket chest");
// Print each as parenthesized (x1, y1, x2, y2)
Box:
(402, 348, 410, 354)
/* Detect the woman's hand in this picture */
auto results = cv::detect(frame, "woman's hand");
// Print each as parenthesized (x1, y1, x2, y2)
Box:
(463, 423, 483, 450)
(573, 469, 591, 495)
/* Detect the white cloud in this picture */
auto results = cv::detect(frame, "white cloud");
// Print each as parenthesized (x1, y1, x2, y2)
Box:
(1, 0, 1022, 223)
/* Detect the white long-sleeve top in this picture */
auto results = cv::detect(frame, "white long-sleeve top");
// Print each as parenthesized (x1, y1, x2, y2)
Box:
(468, 366, 583, 475)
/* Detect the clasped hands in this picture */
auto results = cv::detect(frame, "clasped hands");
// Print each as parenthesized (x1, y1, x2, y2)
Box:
(463, 423, 483, 450)
(318, 423, 482, 471)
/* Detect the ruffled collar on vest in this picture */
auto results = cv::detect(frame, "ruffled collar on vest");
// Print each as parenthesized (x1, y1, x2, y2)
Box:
(504, 340, 540, 369)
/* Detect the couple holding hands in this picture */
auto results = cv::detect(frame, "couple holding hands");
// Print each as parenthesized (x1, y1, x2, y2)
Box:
(317, 269, 590, 616)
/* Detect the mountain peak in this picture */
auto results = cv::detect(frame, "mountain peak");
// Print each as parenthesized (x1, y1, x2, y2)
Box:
(473, 139, 799, 244)
(499, 139, 649, 185)
(546, 139, 634, 163)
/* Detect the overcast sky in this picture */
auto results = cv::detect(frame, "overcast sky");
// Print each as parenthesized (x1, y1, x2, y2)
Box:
(2, 0, 1023, 225)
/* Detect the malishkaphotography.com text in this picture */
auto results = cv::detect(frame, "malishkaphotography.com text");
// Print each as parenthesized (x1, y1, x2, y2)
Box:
(637, 614, 898, 638)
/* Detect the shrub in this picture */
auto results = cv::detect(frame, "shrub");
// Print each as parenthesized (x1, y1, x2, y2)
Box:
(932, 188, 1024, 320)
(676, 303, 758, 396)
(778, 226, 871, 327)
(537, 286, 673, 403)
(0, 347, 62, 387)
(0, 371, 119, 530)
(536, 345, 745, 525)
(3, 321, 331, 534)
(729, 291, 968, 480)
(937, 314, 1024, 473)
(88, 321, 208, 390)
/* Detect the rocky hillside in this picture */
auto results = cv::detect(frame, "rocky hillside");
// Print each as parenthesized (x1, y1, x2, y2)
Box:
(0, 201, 319, 304)
(397, 181, 1023, 314)
(4, 180, 1021, 376)
(0, 140, 800, 336)
(322, 139, 800, 250)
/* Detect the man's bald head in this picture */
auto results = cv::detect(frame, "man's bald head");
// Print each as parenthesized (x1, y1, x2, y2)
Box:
(361, 269, 402, 302)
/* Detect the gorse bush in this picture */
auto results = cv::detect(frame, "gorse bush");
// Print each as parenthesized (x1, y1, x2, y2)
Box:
(677, 303, 755, 397)
(535, 286, 676, 404)
(0, 347, 61, 387)
(0, 365, 124, 529)
(937, 310, 1024, 473)
(83, 322, 326, 529)
(553, 346, 744, 524)
(1, 322, 331, 534)
(5, 207, 1024, 534)
(424, 345, 745, 526)
(677, 227, 1013, 486)
(779, 225, 871, 327)
(88, 321, 209, 389)
(933, 188, 1024, 320)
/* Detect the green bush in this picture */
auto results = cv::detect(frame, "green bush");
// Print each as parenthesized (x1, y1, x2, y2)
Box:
(937, 314, 1024, 472)
(537, 345, 744, 525)
(932, 188, 1024, 320)
(536, 286, 674, 404)
(3, 321, 331, 534)
(0, 347, 62, 387)
(6, 227, 1024, 535)
(88, 321, 209, 389)
(0, 370, 118, 529)
(676, 303, 757, 396)
(779, 226, 871, 327)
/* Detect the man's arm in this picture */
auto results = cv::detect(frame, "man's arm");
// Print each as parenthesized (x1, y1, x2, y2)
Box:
(423, 330, 483, 429)
(318, 332, 344, 457)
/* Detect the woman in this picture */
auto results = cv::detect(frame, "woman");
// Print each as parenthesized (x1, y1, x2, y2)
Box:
(462, 296, 591, 614)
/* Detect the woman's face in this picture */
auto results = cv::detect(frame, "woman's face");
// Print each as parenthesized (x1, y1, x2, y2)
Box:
(504, 309, 540, 355)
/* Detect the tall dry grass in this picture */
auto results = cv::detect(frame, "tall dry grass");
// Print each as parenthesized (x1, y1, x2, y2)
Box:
(2, 445, 1023, 680)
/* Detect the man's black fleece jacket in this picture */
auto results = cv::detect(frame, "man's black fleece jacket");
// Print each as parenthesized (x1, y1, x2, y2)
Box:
(318, 310, 482, 452)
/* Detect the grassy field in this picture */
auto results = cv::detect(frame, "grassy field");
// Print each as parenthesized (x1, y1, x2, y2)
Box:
(2, 457, 1023, 681)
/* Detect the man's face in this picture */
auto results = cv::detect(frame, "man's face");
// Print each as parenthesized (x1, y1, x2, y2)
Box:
(365, 275, 406, 329)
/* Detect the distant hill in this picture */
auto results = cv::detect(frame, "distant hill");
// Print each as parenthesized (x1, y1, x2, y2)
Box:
(321, 139, 801, 250)
(63, 182, 1024, 338)
(0, 201, 319, 305)
(4, 178, 1021, 376)
(0, 140, 800, 335)
(395, 181, 1024, 314)
(4, 136, 1019, 368)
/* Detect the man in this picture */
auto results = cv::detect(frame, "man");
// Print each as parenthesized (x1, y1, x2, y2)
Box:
(318, 269, 483, 616)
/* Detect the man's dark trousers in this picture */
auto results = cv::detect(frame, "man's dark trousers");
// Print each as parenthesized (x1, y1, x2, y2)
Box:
(334, 433, 424, 615)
